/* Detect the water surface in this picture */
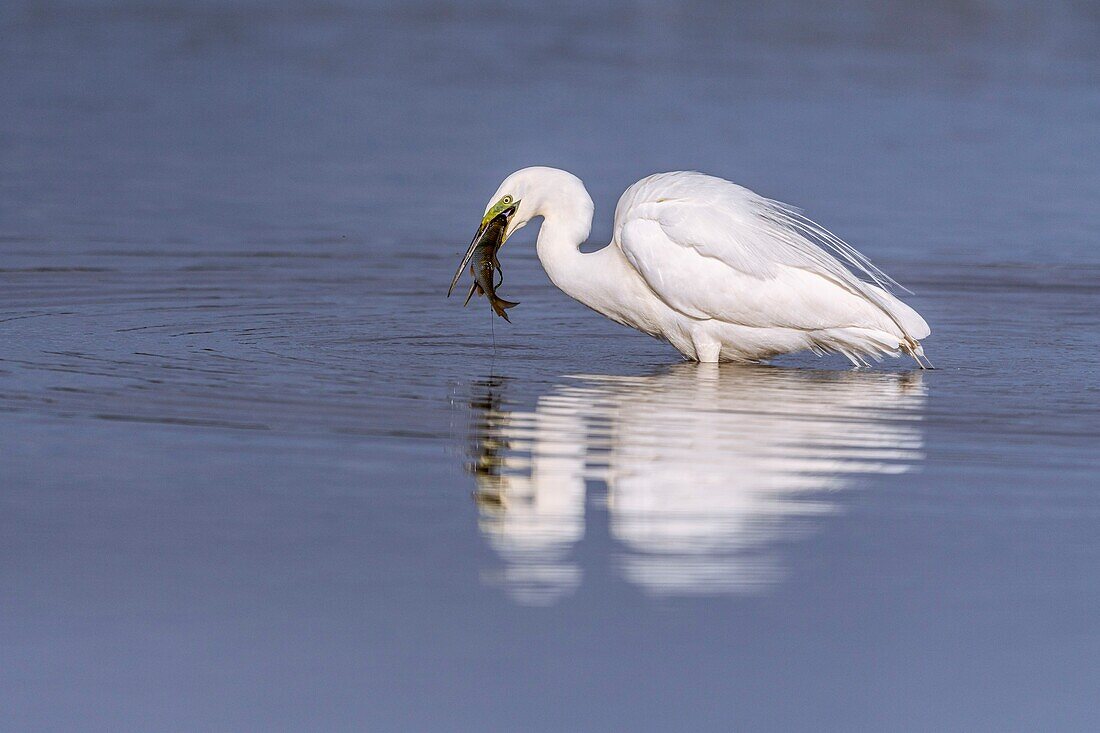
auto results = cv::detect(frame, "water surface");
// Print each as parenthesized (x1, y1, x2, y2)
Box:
(2, 1, 1100, 730)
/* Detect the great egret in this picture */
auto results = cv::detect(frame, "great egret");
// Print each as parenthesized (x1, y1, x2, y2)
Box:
(451, 167, 931, 367)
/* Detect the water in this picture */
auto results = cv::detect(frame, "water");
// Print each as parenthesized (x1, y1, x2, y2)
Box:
(2, 1, 1099, 730)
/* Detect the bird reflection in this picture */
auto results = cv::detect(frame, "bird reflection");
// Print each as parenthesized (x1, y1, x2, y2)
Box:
(463, 365, 926, 606)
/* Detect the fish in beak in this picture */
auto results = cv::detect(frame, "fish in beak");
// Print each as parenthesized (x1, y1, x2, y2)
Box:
(447, 197, 520, 321)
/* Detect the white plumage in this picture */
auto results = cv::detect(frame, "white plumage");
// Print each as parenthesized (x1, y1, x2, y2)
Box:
(475, 166, 931, 366)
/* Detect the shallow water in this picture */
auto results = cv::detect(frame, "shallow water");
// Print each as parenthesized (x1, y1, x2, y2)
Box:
(3, 1, 1100, 730)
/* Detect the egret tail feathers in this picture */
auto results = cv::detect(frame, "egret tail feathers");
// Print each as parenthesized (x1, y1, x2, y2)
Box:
(810, 327, 930, 369)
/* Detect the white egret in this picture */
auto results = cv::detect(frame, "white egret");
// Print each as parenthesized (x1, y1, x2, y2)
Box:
(451, 167, 931, 367)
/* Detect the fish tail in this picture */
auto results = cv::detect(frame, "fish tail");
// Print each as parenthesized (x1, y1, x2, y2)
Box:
(489, 296, 519, 322)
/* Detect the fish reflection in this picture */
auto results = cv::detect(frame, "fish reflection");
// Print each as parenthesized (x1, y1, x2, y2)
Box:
(464, 365, 926, 605)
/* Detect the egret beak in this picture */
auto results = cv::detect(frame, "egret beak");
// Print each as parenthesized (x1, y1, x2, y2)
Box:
(447, 202, 518, 297)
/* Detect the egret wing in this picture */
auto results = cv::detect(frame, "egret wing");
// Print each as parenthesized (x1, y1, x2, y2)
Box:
(615, 174, 929, 338)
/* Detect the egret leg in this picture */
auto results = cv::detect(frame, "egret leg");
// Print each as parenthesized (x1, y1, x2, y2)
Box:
(690, 328, 722, 363)
(903, 337, 934, 370)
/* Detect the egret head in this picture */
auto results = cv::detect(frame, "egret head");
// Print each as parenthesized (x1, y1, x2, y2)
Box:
(480, 193, 522, 240)
(448, 167, 592, 297)
(483, 166, 592, 243)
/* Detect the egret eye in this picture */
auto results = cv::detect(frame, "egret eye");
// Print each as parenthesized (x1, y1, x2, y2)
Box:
(502, 196, 512, 204)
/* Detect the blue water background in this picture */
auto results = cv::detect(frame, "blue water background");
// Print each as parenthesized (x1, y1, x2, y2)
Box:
(2, 1, 1099, 730)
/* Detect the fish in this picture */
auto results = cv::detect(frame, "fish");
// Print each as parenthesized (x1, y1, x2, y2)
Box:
(448, 212, 519, 322)
(463, 219, 518, 321)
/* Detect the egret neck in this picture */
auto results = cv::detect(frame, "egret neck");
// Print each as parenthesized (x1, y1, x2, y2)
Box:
(523, 174, 642, 322)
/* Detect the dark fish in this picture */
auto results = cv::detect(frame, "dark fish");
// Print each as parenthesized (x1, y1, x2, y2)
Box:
(448, 212, 519, 322)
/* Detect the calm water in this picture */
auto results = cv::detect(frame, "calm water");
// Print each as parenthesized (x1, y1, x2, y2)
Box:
(3, 1, 1100, 730)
